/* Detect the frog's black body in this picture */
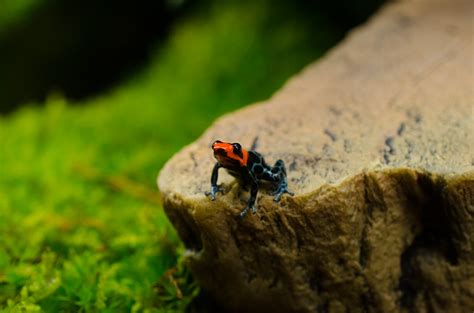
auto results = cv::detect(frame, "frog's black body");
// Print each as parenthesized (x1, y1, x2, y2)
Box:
(207, 140, 293, 217)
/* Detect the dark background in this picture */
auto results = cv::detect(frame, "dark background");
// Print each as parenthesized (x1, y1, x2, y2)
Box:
(0, 0, 385, 113)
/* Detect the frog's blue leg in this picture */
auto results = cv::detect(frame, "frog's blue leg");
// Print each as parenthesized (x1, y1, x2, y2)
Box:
(262, 160, 294, 202)
(240, 181, 258, 218)
(240, 171, 258, 218)
(206, 163, 223, 200)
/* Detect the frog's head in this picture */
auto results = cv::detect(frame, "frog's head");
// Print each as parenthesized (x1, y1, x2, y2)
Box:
(212, 140, 248, 167)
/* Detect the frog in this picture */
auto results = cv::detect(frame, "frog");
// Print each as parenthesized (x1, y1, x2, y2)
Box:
(206, 139, 294, 217)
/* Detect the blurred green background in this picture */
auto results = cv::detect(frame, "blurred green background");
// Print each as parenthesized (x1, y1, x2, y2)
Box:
(0, 0, 384, 311)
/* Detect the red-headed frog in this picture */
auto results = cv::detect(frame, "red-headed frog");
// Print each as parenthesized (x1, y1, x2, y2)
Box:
(206, 139, 294, 218)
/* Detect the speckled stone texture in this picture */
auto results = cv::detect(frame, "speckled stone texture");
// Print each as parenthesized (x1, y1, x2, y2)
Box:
(158, 0, 474, 312)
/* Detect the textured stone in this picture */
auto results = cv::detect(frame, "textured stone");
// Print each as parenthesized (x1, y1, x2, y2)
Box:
(158, 0, 474, 312)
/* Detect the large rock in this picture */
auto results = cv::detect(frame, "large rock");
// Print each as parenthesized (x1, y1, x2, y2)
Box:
(158, 0, 474, 312)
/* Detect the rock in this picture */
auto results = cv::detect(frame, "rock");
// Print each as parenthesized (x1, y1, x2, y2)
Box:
(158, 0, 474, 312)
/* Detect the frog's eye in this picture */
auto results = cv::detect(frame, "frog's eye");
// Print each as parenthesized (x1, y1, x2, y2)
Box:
(232, 143, 243, 157)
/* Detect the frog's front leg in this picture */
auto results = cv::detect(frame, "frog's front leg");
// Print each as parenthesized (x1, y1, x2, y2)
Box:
(240, 171, 258, 218)
(267, 160, 294, 202)
(206, 163, 223, 200)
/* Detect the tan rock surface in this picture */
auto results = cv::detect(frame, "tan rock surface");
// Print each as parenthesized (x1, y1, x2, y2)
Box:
(158, 0, 474, 312)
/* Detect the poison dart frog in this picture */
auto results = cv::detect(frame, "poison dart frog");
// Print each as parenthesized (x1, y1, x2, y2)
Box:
(206, 139, 294, 217)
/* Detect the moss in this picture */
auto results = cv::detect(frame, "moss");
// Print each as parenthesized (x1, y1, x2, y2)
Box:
(0, 0, 43, 35)
(0, 1, 344, 311)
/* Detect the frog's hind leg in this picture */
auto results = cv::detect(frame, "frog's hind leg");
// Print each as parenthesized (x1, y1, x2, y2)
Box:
(272, 161, 294, 201)
(262, 160, 294, 202)
(250, 136, 259, 150)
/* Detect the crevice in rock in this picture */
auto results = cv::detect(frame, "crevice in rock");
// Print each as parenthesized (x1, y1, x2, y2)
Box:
(246, 269, 257, 284)
(404, 140, 414, 161)
(230, 224, 243, 250)
(406, 111, 422, 124)
(383, 136, 395, 164)
(397, 123, 406, 136)
(329, 106, 342, 116)
(358, 174, 376, 313)
(361, 292, 376, 313)
(289, 161, 297, 171)
(398, 173, 460, 310)
(268, 270, 279, 289)
(190, 152, 198, 168)
(324, 129, 338, 142)
(414, 174, 459, 264)
(309, 272, 323, 294)
(398, 242, 420, 312)
(316, 299, 329, 313)
(360, 174, 374, 268)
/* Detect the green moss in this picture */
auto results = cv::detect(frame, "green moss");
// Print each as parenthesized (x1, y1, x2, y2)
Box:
(0, 0, 43, 35)
(0, 1, 341, 311)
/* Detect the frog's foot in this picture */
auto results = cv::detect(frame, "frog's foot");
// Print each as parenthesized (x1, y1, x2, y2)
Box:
(205, 185, 223, 200)
(272, 184, 295, 202)
(239, 205, 257, 218)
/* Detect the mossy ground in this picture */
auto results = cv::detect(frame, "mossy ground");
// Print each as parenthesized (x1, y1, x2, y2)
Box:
(1, 1, 344, 312)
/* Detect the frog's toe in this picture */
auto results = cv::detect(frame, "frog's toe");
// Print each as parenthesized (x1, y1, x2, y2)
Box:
(273, 188, 294, 202)
(239, 207, 249, 218)
(271, 187, 283, 196)
(239, 205, 257, 218)
(205, 191, 215, 200)
(206, 186, 223, 201)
